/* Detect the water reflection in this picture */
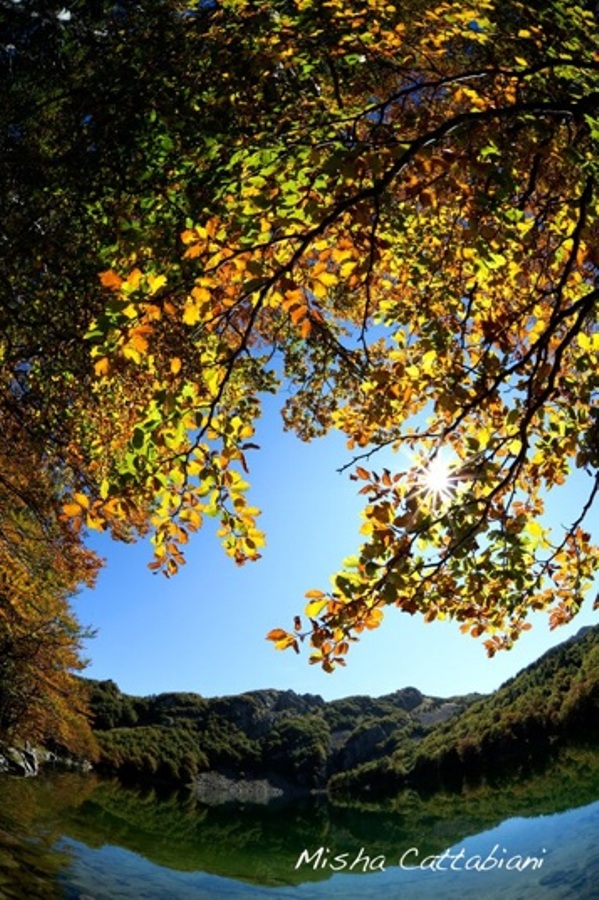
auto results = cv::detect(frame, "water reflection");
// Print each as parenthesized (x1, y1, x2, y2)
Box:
(0, 746, 597, 898)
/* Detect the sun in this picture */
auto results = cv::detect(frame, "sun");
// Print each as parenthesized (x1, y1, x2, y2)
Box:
(411, 453, 460, 508)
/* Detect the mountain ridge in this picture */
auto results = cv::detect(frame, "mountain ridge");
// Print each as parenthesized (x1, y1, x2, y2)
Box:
(330, 624, 599, 798)
(83, 625, 598, 801)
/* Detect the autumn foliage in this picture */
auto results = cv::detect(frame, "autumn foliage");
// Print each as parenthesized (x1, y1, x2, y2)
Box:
(0, 419, 100, 755)
(1, 0, 598, 708)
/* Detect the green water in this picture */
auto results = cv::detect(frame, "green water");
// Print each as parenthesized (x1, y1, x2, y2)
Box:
(0, 747, 597, 899)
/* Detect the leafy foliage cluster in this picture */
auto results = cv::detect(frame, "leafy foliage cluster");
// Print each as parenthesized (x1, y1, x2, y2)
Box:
(81, 0, 599, 666)
(0, 422, 99, 756)
(0, 0, 597, 744)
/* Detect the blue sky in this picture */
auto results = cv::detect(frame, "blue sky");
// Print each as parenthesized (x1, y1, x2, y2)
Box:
(75, 394, 597, 702)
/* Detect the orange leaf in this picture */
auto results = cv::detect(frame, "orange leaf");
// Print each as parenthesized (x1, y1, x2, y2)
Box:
(290, 304, 308, 325)
(191, 286, 212, 303)
(125, 268, 143, 290)
(266, 628, 288, 642)
(94, 357, 111, 377)
(63, 502, 82, 518)
(283, 288, 305, 310)
(99, 270, 123, 291)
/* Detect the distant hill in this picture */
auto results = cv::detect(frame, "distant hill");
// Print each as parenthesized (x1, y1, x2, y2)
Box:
(330, 625, 599, 799)
(84, 679, 480, 795)
(84, 625, 598, 800)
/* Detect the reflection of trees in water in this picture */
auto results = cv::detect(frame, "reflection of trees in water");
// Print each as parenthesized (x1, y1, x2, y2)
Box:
(1, 749, 596, 890)
(0, 750, 597, 891)
(0, 772, 97, 899)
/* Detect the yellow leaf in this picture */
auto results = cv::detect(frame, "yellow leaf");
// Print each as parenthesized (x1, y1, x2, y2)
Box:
(316, 272, 337, 287)
(272, 633, 298, 651)
(421, 349, 437, 375)
(339, 260, 357, 277)
(122, 344, 141, 364)
(73, 492, 90, 510)
(478, 426, 492, 449)
(170, 357, 182, 375)
(122, 304, 138, 320)
(527, 520, 544, 537)
(311, 280, 328, 299)
(182, 301, 201, 326)
(331, 248, 352, 264)
(305, 598, 327, 618)
(148, 273, 167, 295)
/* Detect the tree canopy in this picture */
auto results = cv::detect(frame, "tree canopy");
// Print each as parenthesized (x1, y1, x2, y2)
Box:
(0, 0, 597, 708)
(0, 416, 99, 754)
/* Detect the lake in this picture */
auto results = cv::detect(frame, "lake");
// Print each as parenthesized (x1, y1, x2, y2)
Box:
(0, 747, 597, 899)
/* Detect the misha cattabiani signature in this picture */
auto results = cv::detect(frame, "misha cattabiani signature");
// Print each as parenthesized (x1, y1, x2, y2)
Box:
(295, 844, 548, 873)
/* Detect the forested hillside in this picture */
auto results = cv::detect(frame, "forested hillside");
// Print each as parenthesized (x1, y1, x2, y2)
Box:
(85, 679, 478, 789)
(330, 625, 599, 798)
(84, 626, 598, 797)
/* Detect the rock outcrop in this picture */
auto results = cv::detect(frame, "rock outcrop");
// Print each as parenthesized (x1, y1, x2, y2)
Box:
(0, 745, 39, 777)
(191, 770, 317, 805)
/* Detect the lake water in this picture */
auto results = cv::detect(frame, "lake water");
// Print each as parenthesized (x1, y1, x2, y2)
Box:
(0, 748, 597, 899)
